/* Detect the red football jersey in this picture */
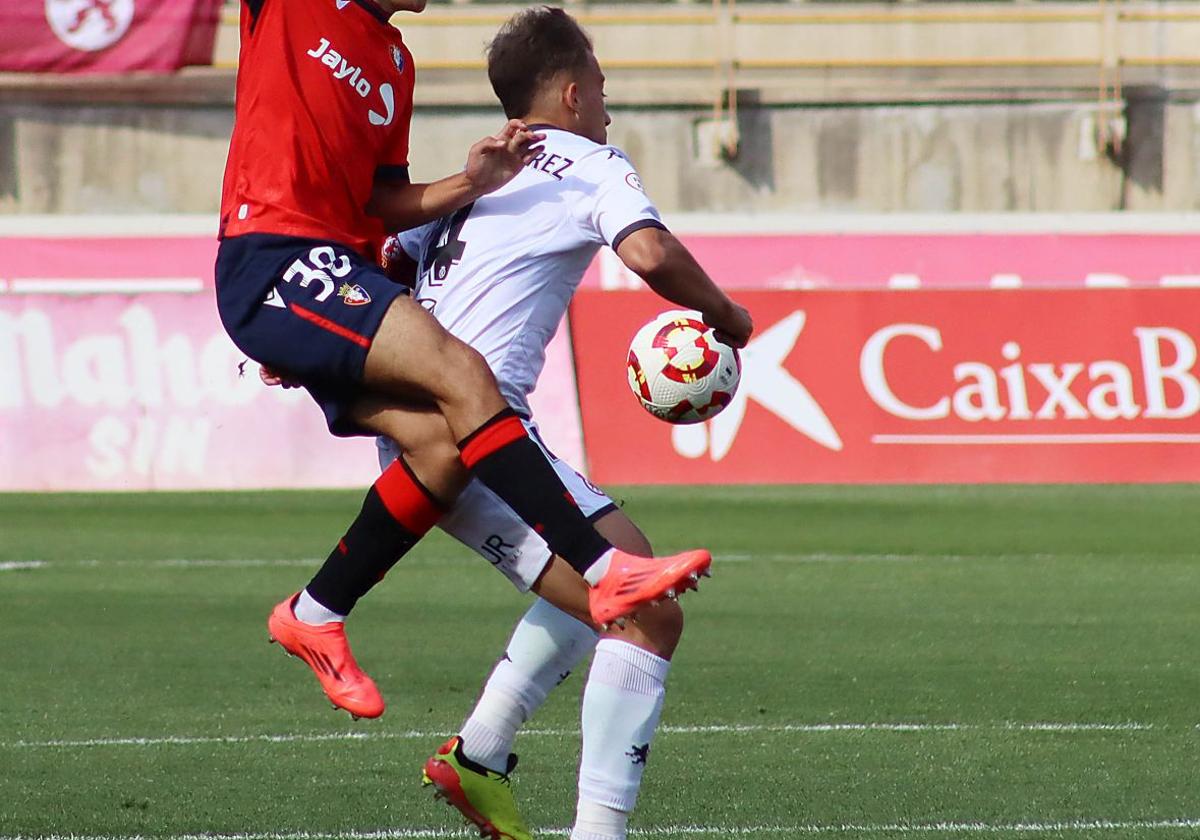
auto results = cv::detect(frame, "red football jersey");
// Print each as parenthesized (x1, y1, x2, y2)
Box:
(220, 0, 415, 255)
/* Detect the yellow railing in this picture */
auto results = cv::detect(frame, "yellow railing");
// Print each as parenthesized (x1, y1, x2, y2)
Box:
(732, 9, 1105, 24)
(216, 3, 1200, 70)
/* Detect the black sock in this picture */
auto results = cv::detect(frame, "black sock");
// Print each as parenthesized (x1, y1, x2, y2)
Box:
(459, 409, 612, 575)
(306, 459, 443, 615)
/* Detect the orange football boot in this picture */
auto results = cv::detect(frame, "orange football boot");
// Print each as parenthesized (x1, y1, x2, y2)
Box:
(588, 549, 713, 628)
(266, 593, 384, 719)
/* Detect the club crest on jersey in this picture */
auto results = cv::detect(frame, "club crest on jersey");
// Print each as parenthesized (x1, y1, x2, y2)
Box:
(625, 172, 645, 192)
(338, 283, 371, 306)
(390, 45, 405, 73)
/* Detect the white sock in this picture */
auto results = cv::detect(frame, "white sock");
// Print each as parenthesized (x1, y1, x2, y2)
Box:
(570, 799, 628, 840)
(460, 598, 598, 773)
(576, 638, 670, 824)
(583, 548, 616, 586)
(293, 588, 346, 625)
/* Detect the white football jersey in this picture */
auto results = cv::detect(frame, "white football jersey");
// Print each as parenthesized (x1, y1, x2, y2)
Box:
(398, 127, 664, 415)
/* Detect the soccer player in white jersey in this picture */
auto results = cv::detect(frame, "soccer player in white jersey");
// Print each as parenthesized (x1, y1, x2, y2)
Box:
(263, 6, 751, 837)
(360, 8, 753, 840)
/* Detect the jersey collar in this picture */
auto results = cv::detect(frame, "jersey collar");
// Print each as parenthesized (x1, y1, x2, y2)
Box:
(353, 0, 394, 26)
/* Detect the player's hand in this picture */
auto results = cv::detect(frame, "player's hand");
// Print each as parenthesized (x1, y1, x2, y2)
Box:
(260, 365, 300, 389)
(464, 119, 545, 194)
(705, 301, 753, 349)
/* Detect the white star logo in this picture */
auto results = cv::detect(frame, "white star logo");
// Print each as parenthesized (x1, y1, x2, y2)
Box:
(672, 311, 842, 460)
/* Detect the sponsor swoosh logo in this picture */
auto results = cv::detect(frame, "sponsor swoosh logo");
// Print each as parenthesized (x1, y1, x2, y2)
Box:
(672, 311, 842, 460)
(369, 82, 395, 127)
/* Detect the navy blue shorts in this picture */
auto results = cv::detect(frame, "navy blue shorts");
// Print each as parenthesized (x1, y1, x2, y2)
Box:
(215, 233, 407, 436)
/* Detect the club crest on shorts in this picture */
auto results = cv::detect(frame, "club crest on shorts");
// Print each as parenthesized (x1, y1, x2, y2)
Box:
(338, 283, 371, 306)
(390, 45, 405, 73)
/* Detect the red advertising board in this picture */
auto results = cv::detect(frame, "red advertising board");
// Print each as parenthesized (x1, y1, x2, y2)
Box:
(582, 232, 1200, 290)
(6, 222, 1200, 488)
(0, 0, 222, 74)
(571, 289, 1200, 484)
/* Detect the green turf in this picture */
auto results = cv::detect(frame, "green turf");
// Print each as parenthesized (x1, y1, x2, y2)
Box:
(1, 486, 1198, 839)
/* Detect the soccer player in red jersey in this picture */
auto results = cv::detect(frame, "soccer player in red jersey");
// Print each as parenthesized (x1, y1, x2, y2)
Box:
(215, 0, 722, 722)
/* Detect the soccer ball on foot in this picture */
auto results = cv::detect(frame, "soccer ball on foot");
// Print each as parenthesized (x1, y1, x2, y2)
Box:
(626, 310, 741, 424)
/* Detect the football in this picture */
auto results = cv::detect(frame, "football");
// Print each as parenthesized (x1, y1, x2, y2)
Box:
(626, 310, 742, 424)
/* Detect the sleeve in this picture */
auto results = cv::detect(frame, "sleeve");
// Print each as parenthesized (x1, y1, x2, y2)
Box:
(579, 149, 668, 251)
(375, 42, 415, 180)
(394, 223, 433, 262)
(381, 222, 436, 289)
(373, 118, 411, 184)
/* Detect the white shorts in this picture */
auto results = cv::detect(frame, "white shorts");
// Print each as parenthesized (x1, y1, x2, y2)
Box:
(376, 418, 617, 592)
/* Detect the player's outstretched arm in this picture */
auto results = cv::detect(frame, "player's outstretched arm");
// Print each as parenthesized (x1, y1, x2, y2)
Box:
(367, 120, 544, 231)
(616, 226, 754, 348)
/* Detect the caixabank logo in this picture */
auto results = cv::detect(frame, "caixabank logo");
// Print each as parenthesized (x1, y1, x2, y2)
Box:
(571, 289, 1200, 484)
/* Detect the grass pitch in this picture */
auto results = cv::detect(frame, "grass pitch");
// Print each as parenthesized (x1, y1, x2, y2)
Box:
(1, 485, 1198, 839)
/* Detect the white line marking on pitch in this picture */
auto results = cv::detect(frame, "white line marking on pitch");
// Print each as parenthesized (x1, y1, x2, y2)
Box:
(717, 552, 1200, 564)
(1015, 722, 1154, 732)
(3, 721, 1164, 750)
(6, 818, 1200, 839)
(0, 561, 46, 572)
(29, 551, 1200, 570)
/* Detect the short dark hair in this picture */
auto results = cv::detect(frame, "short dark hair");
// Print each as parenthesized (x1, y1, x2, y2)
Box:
(487, 7, 594, 119)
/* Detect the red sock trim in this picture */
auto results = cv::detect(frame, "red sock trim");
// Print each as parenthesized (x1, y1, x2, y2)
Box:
(375, 460, 443, 534)
(459, 414, 528, 470)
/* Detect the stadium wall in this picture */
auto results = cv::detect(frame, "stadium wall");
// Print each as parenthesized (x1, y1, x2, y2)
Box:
(1, 214, 1198, 491)
(3, 94, 1200, 215)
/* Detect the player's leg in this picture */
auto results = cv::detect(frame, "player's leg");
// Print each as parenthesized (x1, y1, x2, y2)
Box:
(268, 402, 470, 719)
(572, 584, 681, 840)
(291, 402, 467, 628)
(452, 506, 684, 770)
(532, 509, 683, 840)
(423, 522, 661, 840)
(362, 296, 711, 623)
(424, 570, 683, 840)
(503, 449, 684, 840)
(421, 446, 685, 840)
(218, 235, 700, 623)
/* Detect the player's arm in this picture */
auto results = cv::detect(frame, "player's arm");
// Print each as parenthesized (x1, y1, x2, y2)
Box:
(616, 227, 754, 348)
(366, 120, 544, 231)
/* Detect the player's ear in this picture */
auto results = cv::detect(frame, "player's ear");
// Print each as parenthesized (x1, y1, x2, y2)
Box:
(563, 80, 581, 116)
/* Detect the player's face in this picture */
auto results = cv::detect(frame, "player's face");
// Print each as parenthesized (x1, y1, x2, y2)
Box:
(574, 52, 611, 144)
